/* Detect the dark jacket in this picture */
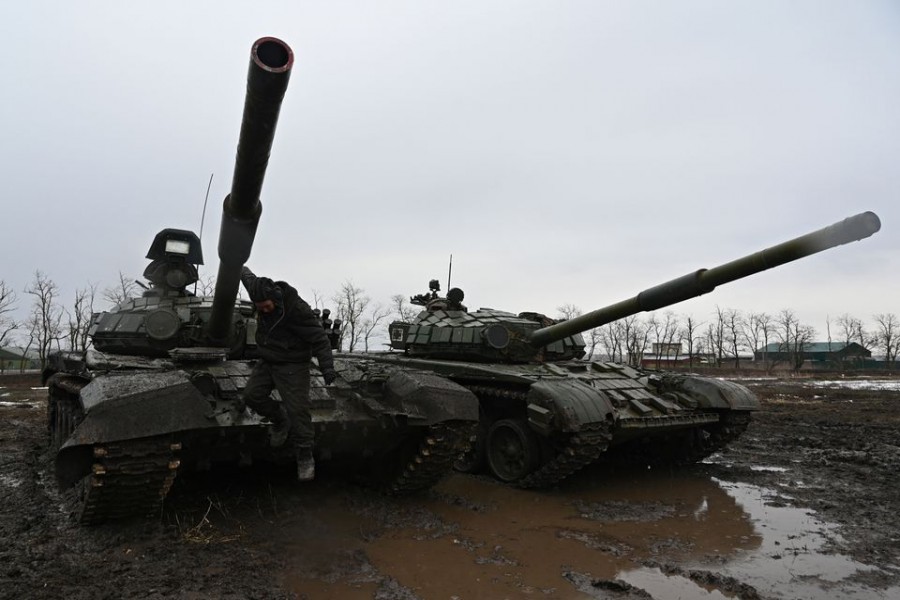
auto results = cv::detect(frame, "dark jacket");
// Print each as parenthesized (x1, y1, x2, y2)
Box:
(241, 268, 334, 370)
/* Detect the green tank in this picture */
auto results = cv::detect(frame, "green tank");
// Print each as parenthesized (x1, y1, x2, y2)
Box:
(366, 212, 881, 487)
(43, 37, 478, 524)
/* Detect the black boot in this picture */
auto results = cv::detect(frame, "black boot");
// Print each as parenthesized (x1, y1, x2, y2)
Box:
(269, 406, 291, 448)
(296, 447, 315, 481)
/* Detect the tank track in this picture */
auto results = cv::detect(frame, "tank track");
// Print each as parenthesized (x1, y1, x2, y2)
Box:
(610, 411, 752, 467)
(47, 374, 181, 525)
(685, 411, 752, 463)
(466, 384, 613, 489)
(76, 438, 181, 525)
(385, 421, 475, 495)
(518, 425, 612, 489)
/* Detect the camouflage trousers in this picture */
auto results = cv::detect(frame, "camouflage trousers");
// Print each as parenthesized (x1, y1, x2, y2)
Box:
(243, 360, 313, 451)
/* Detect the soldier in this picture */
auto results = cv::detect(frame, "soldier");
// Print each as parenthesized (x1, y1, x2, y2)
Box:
(239, 266, 337, 481)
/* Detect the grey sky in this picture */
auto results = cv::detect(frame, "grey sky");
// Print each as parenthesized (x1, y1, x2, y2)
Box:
(2, 1, 898, 341)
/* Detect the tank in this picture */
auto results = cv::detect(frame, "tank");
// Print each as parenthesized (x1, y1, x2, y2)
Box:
(43, 37, 479, 524)
(365, 211, 881, 487)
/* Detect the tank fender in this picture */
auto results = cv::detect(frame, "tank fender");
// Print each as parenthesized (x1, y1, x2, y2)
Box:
(526, 379, 615, 435)
(383, 370, 479, 425)
(56, 370, 216, 488)
(662, 375, 761, 411)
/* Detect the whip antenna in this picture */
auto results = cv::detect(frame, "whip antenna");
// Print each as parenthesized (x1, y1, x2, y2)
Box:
(194, 172, 214, 295)
(199, 172, 214, 241)
(447, 254, 453, 290)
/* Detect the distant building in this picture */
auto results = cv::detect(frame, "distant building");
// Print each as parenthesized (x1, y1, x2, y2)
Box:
(651, 342, 682, 357)
(0, 347, 38, 372)
(639, 354, 694, 369)
(754, 342, 871, 365)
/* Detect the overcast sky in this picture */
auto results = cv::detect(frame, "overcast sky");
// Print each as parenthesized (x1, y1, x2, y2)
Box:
(1, 1, 898, 343)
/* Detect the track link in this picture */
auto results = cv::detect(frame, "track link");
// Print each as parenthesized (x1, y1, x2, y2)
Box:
(77, 438, 181, 524)
(517, 425, 612, 489)
(385, 421, 476, 494)
(699, 411, 751, 458)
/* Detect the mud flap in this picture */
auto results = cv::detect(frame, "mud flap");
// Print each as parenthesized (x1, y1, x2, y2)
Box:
(527, 379, 615, 433)
(57, 371, 216, 488)
(669, 376, 761, 411)
(383, 371, 479, 425)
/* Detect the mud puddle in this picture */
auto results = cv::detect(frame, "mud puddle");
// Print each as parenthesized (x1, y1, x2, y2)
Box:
(275, 468, 896, 599)
(619, 478, 897, 599)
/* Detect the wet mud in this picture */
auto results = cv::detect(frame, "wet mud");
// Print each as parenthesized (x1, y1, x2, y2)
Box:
(1, 374, 898, 599)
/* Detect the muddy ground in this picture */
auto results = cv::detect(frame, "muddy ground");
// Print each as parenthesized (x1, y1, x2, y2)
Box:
(1, 373, 898, 599)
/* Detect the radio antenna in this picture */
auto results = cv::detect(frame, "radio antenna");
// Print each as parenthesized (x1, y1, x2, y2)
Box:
(447, 254, 453, 290)
(199, 172, 214, 241)
(195, 172, 214, 295)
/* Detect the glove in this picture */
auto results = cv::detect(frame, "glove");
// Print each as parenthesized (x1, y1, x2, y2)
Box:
(322, 369, 337, 386)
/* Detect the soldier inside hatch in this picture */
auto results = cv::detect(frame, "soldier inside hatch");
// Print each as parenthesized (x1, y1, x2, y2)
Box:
(239, 266, 337, 481)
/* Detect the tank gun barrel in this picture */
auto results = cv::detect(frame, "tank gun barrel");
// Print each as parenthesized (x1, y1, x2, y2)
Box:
(529, 211, 881, 348)
(207, 37, 294, 343)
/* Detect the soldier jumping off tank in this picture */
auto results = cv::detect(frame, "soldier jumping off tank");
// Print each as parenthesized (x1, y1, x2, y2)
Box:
(239, 266, 337, 481)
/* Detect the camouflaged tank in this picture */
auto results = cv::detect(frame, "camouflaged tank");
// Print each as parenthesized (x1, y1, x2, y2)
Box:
(43, 38, 478, 524)
(365, 212, 881, 487)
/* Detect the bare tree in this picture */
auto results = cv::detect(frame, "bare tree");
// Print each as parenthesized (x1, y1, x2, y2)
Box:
(332, 280, 369, 352)
(724, 308, 745, 368)
(103, 271, 138, 306)
(556, 304, 581, 321)
(775, 309, 816, 371)
(622, 315, 649, 367)
(793, 323, 816, 370)
(661, 311, 681, 353)
(195, 275, 216, 296)
(21, 313, 39, 373)
(836, 313, 867, 349)
(0, 280, 20, 349)
(584, 326, 603, 361)
(599, 322, 625, 363)
(555, 304, 604, 361)
(390, 293, 419, 322)
(873, 313, 900, 369)
(745, 312, 774, 372)
(361, 303, 393, 353)
(774, 309, 797, 369)
(705, 306, 727, 367)
(25, 270, 64, 370)
(680, 314, 703, 370)
(649, 311, 679, 369)
(67, 283, 97, 352)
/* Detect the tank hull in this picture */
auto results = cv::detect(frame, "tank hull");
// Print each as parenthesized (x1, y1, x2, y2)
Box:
(46, 352, 477, 524)
(353, 353, 757, 487)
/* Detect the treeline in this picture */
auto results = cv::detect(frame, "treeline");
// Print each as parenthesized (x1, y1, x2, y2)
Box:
(0, 271, 216, 370)
(2, 272, 898, 372)
(557, 304, 900, 371)
(0, 272, 412, 368)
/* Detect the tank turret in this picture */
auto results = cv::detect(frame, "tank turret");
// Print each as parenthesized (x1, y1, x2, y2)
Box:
(389, 211, 881, 363)
(89, 37, 293, 357)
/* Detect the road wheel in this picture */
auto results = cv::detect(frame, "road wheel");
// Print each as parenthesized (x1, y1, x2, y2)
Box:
(486, 418, 540, 482)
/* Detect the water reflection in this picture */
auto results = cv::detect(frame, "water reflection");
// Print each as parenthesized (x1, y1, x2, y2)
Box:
(618, 479, 897, 600)
(277, 469, 897, 598)
(285, 469, 762, 598)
